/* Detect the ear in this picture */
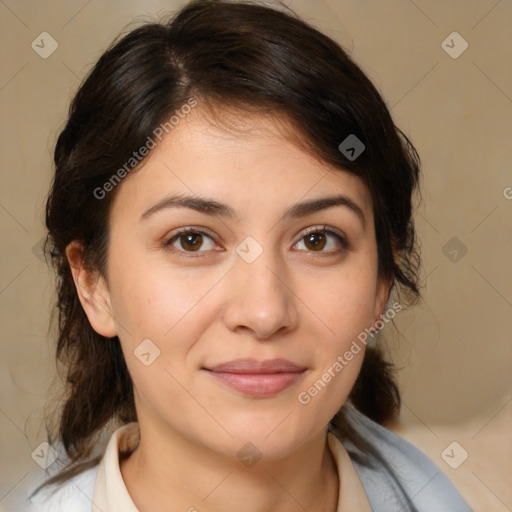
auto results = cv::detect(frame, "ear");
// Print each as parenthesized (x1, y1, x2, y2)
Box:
(66, 241, 118, 338)
(373, 274, 394, 324)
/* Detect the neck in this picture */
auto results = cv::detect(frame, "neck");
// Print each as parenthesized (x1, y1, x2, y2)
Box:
(120, 422, 339, 512)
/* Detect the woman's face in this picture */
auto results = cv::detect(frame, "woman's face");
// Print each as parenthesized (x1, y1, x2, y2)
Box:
(78, 107, 391, 459)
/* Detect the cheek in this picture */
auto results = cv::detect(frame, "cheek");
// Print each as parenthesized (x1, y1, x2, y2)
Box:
(295, 264, 377, 408)
(108, 262, 213, 413)
(309, 265, 378, 347)
(108, 249, 203, 330)
(107, 254, 222, 377)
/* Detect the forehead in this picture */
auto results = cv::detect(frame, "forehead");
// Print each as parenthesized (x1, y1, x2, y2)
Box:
(109, 106, 373, 222)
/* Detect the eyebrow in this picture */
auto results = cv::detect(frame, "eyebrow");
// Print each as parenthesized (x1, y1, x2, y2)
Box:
(140, 193, 366, 230)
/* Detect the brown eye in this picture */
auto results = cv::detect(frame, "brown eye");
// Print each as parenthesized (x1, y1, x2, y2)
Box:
(294, 227, 348, 254)
(165, 229, 217, 256)
(304, 232, 327, 251)
(179, 232, 203, 251)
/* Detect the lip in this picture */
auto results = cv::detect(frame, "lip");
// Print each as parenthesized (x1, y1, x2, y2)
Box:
(203, 358, 307, 398)
(205, 358, 306, 374)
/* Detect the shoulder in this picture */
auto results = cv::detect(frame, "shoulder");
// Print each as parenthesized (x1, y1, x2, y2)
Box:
(9, 464, 99, 512)
(8, 422, 140, 512)
(338, 403, 473, 512)
(6, 423, 118, 512)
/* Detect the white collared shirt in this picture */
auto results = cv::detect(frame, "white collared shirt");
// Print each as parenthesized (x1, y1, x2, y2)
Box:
(12, 405, 473, 511)
(18, 422, 372, 511)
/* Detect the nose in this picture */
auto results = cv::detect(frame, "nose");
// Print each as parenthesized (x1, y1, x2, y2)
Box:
(221, 247, 298, 340)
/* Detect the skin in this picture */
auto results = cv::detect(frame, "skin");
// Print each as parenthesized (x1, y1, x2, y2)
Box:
(67, 106, 392, 512)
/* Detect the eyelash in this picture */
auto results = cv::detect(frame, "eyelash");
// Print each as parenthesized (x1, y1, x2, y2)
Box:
(164, 225, 349, 259)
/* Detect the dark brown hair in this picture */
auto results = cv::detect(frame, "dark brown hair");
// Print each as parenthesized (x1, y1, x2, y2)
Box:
(35, 0, 421, 495)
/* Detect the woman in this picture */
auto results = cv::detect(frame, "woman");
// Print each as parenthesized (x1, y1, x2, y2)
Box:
(17, 0, 472, 510)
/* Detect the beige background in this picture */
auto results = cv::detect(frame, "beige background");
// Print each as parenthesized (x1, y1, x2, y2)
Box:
(1, 0, 511, 510)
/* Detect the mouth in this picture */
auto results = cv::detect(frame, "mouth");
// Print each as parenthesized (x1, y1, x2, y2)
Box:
(202, 358, 307, 398)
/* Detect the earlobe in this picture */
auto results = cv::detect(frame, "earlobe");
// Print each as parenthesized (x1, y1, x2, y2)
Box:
(374, 275, 394, 323)
(66, 241, 118, 338)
